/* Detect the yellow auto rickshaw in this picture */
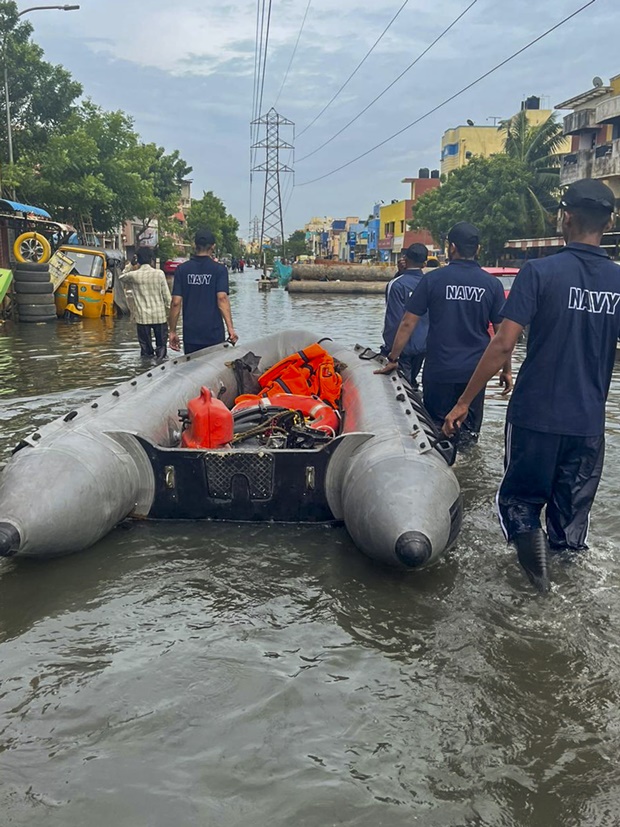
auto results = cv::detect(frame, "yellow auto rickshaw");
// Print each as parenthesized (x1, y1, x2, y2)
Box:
(51, 246, 124, 320)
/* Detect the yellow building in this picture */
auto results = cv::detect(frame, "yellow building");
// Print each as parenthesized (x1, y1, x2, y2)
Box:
(378, 200, 410, 261)
(441, 125, 505, 175)
(440, 97, 571, 176)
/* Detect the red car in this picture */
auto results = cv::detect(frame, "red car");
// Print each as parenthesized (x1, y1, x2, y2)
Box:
(163, 258, 187, 277)
(483, 267, 519, 299)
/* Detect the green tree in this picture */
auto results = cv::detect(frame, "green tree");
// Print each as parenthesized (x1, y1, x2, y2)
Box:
(501, 109, 566, 228)
(18, 102, 150, 231)
(130, 143, 192, 245)
(0, 1, 82, 170)
(185, 191, 240, 256)
(18, 102, 191, 235)
(286, 229, 309, 258)
(411, 155, 538, 264)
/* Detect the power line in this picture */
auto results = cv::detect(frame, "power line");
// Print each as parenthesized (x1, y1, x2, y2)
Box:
(297, 0, 598, 187)
(297, 0, 477, 163)
(297, 0, 411, 139)
(256, 0, 273, 130)
(273, 0, 312, 109)
(250, 0, 266, 237)
(250, 0, 274, 235)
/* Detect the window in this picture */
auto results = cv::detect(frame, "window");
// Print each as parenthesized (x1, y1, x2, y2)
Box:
(400, 221, 405, 233)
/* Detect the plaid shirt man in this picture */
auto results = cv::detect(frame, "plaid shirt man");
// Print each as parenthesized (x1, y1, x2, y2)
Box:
(120, 264, 171, 325)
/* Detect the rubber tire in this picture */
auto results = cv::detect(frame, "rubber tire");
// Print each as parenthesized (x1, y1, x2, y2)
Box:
(18, 304, 57, 317)
(14, 262, 50, 273)
(15, 294, 56, 306)
(13, 232, 52, 265)
(12, 272, 53, 283)
(13, 281, 54, 295)
(19, 315, 57, 323)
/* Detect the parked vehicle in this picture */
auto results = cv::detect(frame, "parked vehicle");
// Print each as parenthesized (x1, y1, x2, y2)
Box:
(483, 267, 519, 299)
(51, 246, 124, 320)
(162, 258, 187, 277)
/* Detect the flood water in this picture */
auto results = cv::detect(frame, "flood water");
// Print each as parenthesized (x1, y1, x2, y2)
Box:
(1, 270, 620, 826)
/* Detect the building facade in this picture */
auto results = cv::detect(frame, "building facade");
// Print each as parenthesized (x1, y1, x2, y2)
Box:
(440, 97, 571, 176)
(378, 173, 441, 263)
(557, 73, 620, 201)
(366, 204, 381, 260)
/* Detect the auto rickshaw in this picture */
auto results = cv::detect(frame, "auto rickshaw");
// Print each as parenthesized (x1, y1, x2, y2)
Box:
(51, 246, 124, 320)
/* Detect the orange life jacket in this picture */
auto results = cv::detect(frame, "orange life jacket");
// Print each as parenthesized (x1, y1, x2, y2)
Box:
(234, 343, 342, 408)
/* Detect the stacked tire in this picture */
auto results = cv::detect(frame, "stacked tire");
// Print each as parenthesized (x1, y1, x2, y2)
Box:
(12, 262, 57, 323)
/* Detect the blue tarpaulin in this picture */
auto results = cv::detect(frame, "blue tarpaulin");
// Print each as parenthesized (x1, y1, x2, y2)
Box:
(0, 199, 51, 218)
(273, 259, 293, 287)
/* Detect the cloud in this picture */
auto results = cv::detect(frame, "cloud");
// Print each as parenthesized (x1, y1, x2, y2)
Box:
(29, 0, 620, 231)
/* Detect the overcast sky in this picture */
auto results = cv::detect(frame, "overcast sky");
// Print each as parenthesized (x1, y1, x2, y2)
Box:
(32, 0, 618, 238)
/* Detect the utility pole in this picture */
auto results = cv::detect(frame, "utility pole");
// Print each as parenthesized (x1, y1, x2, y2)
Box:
(251, 108, 294, 275)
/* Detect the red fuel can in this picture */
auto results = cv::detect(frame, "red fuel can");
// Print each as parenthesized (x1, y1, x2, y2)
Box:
(181, 387, 234, 449)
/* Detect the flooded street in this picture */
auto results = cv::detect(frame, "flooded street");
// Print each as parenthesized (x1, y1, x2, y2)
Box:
(2, 270, 620, 826)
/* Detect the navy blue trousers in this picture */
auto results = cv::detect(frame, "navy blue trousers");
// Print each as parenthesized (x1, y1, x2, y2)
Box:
(423, 380, 486, 441)
(497, 423, 605, 549)
(137, 323, 167, 359)
(399, 353, 425, 390)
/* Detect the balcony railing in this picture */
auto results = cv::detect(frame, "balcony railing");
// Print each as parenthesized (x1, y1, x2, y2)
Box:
(595, 95, 620, 125)
(592, 138, 620, 178)
(563, 109, 597, 135)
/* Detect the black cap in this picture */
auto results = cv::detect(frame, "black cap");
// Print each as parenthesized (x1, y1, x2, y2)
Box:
(448, 221, 479, 247)
(402, 242, 428, 262)
(561, 179, 616, 212)
(195, 228, 216, 246)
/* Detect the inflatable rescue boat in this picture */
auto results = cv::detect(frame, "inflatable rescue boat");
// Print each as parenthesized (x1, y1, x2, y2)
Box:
(0, 330, 462, 569)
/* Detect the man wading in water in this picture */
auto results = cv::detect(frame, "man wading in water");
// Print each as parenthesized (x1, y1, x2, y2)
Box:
(120, 246, 171, 360)
(444, 179, 619, 593)
(169, 229, 238, 354)
(375, 222, 511, 444)
(381, 243, 429, 390)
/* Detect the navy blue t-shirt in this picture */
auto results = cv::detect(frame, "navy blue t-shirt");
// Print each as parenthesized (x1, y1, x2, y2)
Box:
(502, 243, 620, 437)
(405, 259, 505, 382)
(382, 268, 429, 357)
(172, 256, 229, 346)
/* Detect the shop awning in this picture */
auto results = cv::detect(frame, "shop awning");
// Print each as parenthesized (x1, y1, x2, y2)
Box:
(0, 199, 51, 218)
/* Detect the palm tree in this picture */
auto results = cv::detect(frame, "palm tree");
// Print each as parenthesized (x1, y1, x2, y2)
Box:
(501, 110, 566, 236)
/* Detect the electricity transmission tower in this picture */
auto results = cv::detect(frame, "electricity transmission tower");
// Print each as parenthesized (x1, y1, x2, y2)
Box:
(249, 215, 260, 252)
(251, 108, 294, 272)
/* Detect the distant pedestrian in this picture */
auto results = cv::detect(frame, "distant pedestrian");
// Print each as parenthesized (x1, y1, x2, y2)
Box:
(381, 243, 429, 389)
(375, 222, 511, 444)
(444, 179, 619, 593)
(169, 229, 238, 354)
(239, 257, 245, 273)
(120, 247, 171, 359)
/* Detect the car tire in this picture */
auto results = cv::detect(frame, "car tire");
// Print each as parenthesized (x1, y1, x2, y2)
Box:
(14, 281, 54, 295)
(15, 294, 56, 306)
(13, 233, 52, 265)
(12, 272, 53, 283)
(19, 315, 57, 323)
(18, 303, 57, 317)
(14, 261, 50, 273)
(13, 261, 50, 273)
